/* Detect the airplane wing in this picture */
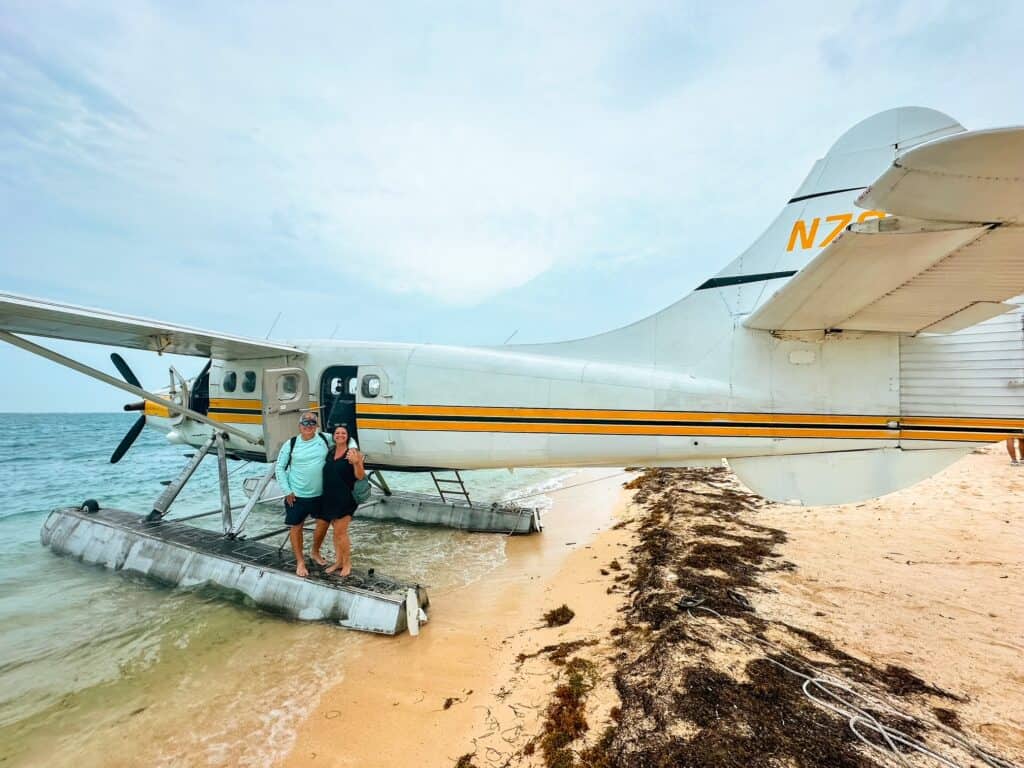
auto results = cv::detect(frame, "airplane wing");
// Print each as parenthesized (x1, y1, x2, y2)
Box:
(0, 292, 303, 359)
(746, 126, 1024, 334)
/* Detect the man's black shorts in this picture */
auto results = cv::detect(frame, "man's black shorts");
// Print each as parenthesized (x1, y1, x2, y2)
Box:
(284, 495, 322, 526)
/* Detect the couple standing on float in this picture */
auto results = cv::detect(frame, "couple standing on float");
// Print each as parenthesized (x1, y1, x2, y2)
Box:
(275, 409, 365, 578)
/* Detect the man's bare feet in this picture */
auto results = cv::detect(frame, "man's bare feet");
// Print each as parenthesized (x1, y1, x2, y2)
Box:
(296, 561, 309, 578)
(311, 551, 327, 567)
(324, 562, 341, 575)
(339, 566, 352, 577)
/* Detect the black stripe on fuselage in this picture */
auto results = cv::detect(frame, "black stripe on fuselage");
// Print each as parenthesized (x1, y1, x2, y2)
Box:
(209, 406, 262, 415)
(695, 271, 797, 291)
(787, 186, 867, 204)
(357, 413, 885, 430)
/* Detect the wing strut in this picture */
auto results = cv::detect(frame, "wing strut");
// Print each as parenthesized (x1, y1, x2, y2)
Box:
(0, 330, 262, 447)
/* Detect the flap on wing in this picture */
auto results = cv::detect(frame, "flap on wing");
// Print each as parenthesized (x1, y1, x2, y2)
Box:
(745, 217, 1024, 334)
(0, 292, 303, 359)
(857, 126, 1024, 223)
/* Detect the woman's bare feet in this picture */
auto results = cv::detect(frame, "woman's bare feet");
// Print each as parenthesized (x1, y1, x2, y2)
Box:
(310, 550, 327, 567)
(295, 560, 309, 578)
(325, 562, 351, 577)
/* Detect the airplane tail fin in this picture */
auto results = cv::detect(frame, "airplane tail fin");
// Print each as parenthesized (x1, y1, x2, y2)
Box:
(514, 107, 967, 368)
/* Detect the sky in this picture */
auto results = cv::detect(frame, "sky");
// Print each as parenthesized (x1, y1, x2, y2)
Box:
(1, 0, 1023, 412)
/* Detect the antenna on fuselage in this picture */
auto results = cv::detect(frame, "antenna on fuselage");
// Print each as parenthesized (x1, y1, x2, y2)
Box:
(265, 311, 282, 339)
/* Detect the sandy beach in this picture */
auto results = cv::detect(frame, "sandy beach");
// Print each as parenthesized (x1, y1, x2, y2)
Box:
(285, 446, 1022, 768)
(283, 468, 634, 767)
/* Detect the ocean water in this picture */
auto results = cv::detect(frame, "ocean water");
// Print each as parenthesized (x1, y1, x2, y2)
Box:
(0, 413, 567, 767)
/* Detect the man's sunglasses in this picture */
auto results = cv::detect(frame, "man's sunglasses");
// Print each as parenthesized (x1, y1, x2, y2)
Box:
(299, 418, 318, 427)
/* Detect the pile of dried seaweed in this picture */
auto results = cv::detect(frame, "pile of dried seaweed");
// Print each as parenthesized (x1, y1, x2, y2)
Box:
(513, 467, 977, 768)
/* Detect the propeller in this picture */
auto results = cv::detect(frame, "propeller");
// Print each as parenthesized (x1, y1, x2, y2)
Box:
(110, 414, 146, 464)
(111, 352, 141, 388)
(110, 353, 146, 464)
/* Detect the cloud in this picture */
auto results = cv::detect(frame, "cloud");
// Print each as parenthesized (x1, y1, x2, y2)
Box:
(2, 0, 1023, 312)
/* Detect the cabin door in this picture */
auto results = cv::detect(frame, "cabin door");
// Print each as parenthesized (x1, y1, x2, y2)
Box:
(320, 365, 359, 445)
(261, 367, 310, 461)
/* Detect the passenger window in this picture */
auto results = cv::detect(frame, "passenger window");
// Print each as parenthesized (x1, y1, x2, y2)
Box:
(330, 377, 345, 395)
(222, 371, 237, 392)
(242, 371, 256, 393)
(348, 377, 358, 396)
(362, 374, 381, 398)
(276, 374, 299, 401)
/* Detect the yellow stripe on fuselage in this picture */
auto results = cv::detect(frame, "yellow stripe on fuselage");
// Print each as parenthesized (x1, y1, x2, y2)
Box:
(355, 405, 1024, 443)
(149, 399, 1024, 443)
(208, 412, 264, 425)
(209, 397, 261, 410)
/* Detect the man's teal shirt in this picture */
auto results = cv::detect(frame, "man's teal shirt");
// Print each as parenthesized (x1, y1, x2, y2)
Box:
(275, 433, 330, 498)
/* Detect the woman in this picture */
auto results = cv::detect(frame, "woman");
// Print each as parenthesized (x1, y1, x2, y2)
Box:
(316, 424, 365, 576)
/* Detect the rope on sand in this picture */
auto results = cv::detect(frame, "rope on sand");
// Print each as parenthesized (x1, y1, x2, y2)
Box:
(680, 601, 1017, 768)
(500, 470, 633, 505)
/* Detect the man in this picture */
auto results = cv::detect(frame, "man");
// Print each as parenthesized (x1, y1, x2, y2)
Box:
(275, 409, 331, 577)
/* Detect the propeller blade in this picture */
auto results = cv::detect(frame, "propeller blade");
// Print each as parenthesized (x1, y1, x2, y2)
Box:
(110, 352, 141, 388)
(110, 415, 146, 464)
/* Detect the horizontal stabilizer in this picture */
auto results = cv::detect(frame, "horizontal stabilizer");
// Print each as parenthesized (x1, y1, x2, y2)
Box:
(745, 217, 1024, 334)
(857, 127, 1024, 223)
(0, 292, 302, 359)
(729, 447, 969, 506)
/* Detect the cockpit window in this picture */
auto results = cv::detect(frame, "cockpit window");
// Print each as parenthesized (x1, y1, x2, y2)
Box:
(222, 371, 237, 392)
(242, 370, 256, 393)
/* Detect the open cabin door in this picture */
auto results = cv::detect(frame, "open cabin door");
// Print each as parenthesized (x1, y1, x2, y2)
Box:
(262, 367, 310, 461)
(320, 365, 359, 444)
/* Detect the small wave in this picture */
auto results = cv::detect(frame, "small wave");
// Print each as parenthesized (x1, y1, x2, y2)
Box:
(500, 469, 577, 509)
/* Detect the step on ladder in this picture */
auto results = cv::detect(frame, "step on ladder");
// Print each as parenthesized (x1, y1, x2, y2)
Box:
(431, 470, 472, 505)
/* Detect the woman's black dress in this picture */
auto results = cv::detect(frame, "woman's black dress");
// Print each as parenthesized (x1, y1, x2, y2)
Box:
(320, 448, 358, 521)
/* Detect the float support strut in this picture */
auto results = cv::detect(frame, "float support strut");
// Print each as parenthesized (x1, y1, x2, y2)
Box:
(368, 470, 392, 497)
(228, 463, 276, 538)
(149, 434, 217, 521)
(215, 433, 232, 532)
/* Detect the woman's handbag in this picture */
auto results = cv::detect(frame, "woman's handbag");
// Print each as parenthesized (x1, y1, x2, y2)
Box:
(352, 478, 372, 504)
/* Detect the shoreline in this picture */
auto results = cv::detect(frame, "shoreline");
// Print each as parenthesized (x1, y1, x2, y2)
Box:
(283, 468, 635, 767)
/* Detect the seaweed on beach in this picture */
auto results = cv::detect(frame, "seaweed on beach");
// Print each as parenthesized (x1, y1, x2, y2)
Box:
(517, 639, 597, 666)
(933, 706, 963, 729)
(564, 467, 979, 768)
(538, 657, 598, 767)
(543, 604, 576, 627)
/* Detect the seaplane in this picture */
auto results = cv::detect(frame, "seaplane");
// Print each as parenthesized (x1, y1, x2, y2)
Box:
(3, 106, 1022, 634)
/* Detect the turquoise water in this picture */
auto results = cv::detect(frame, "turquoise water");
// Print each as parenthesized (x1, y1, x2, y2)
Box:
(0, 413, 566, 767)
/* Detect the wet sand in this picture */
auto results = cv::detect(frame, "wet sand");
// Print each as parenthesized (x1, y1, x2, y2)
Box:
(283, 468, 633, 767)
(286, 447, 1022, 767)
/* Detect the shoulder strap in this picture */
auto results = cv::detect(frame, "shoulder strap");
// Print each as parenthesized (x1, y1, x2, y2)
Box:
(320, 433, 330, 451)
(284, 435, 298, 471)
